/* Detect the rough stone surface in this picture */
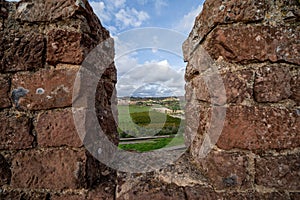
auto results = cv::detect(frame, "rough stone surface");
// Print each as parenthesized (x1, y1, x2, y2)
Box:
(185, 186, 218, 200)
(96, 77, 119, 145)
(0, 3, 46, 72)
(0, 0, 9, 20)
(184, 0, 300, 61)
(87, 184, 115, 200)
(231, 191, 290, 199)
(0, 111, 34, 150)
(217, 106, 300, 150)
(115, 154, 206, 199)
(0, 0, 117, 198)
(35, 109, 82, 147)
(184, 0, 300, 196)
(290, 192, 300, 200)
(184, 102, 210, 149)
(193, 151, 250, 190)
(273, 0, 300, 23)
(52, 194, 86, 200)
(2, 0, 300, 198)
(254, 65, 292, 102)
(12, 68, 78, 110)
(0, 154, 11, 186)
(204, 24, 300, 65)
(52, 185, 115, 200)
(155, 153, 208, 188)
(47, 30, 89, 65)
(15, 0, 109, 41)
(15, 0, 80, 22)
(191, 70, 254, 104)
(185, 186, 290, 200)
(0, 31, 45, 72)
(222, 70, 254, 104)
(291, 69, 300, 105)
(0, 190, 49, 200)
(255, 153, 300, 190)
(11, 149, 89, 190)
(117, 179, 185, 200)
(0, 75, 11, 108)
(184, 46, 213, 81)
(183, 0, 269, 60)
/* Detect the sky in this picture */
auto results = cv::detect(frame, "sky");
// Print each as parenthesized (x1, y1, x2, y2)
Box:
(8, 0, 204, 97)
(89, 0, 203, 35)
(88, 0, 204, 97)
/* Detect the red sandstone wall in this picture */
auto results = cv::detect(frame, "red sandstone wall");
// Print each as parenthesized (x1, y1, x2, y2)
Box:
(0, 0, 117, 199)
(0, 0, 299, 199)
(116, 1, 299, 199)
(184, 0, 300, 197)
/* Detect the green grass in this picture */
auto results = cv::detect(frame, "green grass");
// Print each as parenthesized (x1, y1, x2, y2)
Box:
(118, 104, 185, 152)
(118, 136, 185, 152)
(118, 105, 150, 126)
(118, 105, 184, 137)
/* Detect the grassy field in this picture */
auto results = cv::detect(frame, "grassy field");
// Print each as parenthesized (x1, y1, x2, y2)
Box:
(118, 105, 183, 138)
(118, 104, 185, 152)
(118, 136, 185, 152)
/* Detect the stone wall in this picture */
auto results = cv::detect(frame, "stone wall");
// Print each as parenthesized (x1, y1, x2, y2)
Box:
(116, 1, 299, 199)
(0, 0, 118, 199)
(183, 0, 300, 198)
(0, 0, 299, 199)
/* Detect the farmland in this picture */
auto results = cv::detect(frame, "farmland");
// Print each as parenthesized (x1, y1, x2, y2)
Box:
(117, 103, 185, 152)
(118, 136, 185, 152)
(118, 105, 184, 137)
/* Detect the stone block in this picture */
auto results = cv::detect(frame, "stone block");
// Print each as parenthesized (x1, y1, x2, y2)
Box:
(185, 186, 289, 200)
(0, 190, 49, 200)
(0, 154, 11, 186)
(47, 30, 85, 65)
(15, 0, 79, 22)
(290, 192, 300, 200)
(192, 151, 250, 190)
(0, 0, 9, 19)
(217, 106, 300, 151)
(117, 180, 185, 200)
(255, 153, 300, 190)
(204, 24, 300, 65)
(183, 0, 269, 60)
(0, 32, 45, 72)
(52, 194, 86, 200)
(254, 65, 291, 102)
(291, 70, 300, 105)
(0, 111, 33, 150)
(11, 149, 88, 190)
(190, 70, 253, 104)
(0, 75, 11, 108)
(185, 186, 218, 199)
(35, 109, 82, 148)
(12, 68, 78, 110)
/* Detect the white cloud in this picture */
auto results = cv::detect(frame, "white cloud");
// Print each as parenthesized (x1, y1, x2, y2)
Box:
(115, 53, 139, 77)
(107, 25, 118, 33)
(154, 0, 168, 15)
(90, 0, 150, 33)
(174, 5, 203, 34)
(115, 8, 149, 28)
(117, 59, 185, 97)
(113, 0, 126, 8)
(114, 28, 187, 97)
(136, 0, 148, 6)
(89, 1, 111, 22)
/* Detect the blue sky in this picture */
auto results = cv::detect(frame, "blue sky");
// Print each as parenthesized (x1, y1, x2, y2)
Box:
(89, 0, 203, 34)
(88, 0, 204, 97)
